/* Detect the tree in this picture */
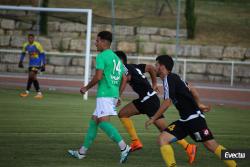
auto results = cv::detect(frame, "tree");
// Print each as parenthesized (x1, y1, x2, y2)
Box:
(185, 0, 196, 39)
(39, 0, 49, 35)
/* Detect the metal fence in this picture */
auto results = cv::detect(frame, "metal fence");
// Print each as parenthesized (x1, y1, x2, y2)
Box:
(0, 49, 250, 87)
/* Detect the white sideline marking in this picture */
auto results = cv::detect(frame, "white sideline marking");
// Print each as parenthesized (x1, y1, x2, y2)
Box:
(0, 74, 82, 81)
(0, 132, 249, 138)
(194, 86, 250, 92)
(1, 73, 250, 92)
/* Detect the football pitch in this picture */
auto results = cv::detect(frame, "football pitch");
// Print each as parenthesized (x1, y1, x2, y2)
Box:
(0, 88, 249, 167)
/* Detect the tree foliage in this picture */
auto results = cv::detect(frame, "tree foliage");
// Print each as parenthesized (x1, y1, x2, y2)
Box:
(185, 0, 196, 39)
(39, 0, 49, 35)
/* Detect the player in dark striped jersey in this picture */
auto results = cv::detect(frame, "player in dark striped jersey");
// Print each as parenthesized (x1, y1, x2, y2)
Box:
(115, 51, 197, 164)
(145, 55, 237, 167)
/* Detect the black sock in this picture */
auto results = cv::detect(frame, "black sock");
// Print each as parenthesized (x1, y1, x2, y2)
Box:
(26, 78, 33, 91)
(33, 80, 40, 92)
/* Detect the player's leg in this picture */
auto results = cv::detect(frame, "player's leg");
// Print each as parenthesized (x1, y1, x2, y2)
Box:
(159, 132, 177, 167)
(148, 94, 196, 164)
(159, 120, 189, 167)
(81, 116, 98, 154)
(32, 68, 43, 99)
(158, 132, 178, 167)
(98, 116, 131, 163)
(154, 117, 190, 148)
(118, 101, 142, 151)
(203, 138, 237, 166)
(68, 116, 98, 159)
(188, 117, 237, 167)
(154, 118, 197, 164)
(96, 98, 131, 163)
(20, 68, 34, 97)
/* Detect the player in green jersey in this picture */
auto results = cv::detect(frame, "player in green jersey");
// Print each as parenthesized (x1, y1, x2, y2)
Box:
(68, 31, 131, 163)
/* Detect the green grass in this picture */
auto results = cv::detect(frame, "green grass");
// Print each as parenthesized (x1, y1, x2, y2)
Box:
(0, 88, 250, 167)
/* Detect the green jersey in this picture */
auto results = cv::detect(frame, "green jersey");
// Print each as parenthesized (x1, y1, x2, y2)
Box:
(96, 49, 124, 98)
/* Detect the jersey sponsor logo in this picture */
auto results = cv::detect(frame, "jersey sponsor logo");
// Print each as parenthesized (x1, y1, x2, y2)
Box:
(110, 75, 120, 81)
(203, 129, 210, 136)
(29, 51, 39, 58)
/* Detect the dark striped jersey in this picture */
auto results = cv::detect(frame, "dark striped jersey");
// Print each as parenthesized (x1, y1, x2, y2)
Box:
(124, 64, 155, 100)
(163, 73, 200, 120)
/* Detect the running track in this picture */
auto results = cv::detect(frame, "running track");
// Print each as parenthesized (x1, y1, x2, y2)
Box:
(0, 73, 250, 110)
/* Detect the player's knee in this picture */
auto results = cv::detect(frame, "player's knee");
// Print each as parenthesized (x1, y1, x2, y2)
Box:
(29, 76, 34, 81)
(29, 74, 36, 80)
(89, 134, 96, 141)
(158, 133, 170, 146)
(118, 111, 122, 118)
(118, 110, 127, 118)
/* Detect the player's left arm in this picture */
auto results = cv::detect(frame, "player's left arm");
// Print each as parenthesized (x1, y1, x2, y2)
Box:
(36, 42, 46, 65)
(117, 73, 128, 107)
(145, 64, 159, 92)
(119, 74, 128, 96)
(188, 82, 211, 112)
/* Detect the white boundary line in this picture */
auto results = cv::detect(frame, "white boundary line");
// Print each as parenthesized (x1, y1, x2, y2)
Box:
(0, 74, 82, 81)
(1, 73, 250, 92)
(194, 86, 250, 92)
(0, 132, 249, 137)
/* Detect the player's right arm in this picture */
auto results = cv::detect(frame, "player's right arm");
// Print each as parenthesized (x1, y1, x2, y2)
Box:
(80, 69, 103, 94)
(144, 64, 159, 92)
(81, 53, 104, 94)
(145, 75, 175, 128)
(18, 43, 28, 68)
(145, 99, 171, 128)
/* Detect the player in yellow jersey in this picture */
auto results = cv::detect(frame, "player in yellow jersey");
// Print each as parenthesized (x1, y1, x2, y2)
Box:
(18, 34, 46, 99)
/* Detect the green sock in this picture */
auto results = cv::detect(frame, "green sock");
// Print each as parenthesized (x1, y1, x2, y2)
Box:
(83, 119, 98, 149)
(98, 121, 122, 143)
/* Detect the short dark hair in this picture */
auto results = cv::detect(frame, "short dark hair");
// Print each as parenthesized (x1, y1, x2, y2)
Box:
(97, 31, 112, 43)
(115, 51, 127, 64)
(156, 55, 174, 71)
(28, 33, 34, 37)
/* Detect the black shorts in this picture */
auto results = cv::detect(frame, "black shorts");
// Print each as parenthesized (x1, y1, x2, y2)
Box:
(164, 117, 214, 142)
(28, 66, 41, 73)
(132, 94, 164, 119)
